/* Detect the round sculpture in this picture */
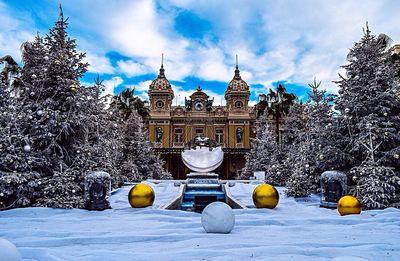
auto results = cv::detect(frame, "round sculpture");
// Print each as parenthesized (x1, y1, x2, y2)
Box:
(253, 184, 279, 209)
(182, 146, 224, 173)
(128, 183, 155, 208)
(201, 202, 235, 234)
(0, 238, 22, 261)
(337, 195, 362, 216)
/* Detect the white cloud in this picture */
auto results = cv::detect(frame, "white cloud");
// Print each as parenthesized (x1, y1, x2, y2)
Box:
(117, 60, 149, 77)
(102, 76, 123, 95)
(84, 51, 115, 74)
(3, 0, 400, 98)
(135, 80, 152, 92)
(0, 2, 33, 61)
(136, 91, 149, 102)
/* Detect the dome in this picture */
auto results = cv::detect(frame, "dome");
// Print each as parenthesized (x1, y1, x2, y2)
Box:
(226, 66, 249, 93)
(149, 65, 172, 91)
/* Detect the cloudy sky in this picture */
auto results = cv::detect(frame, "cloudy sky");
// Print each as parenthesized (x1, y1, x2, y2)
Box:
(1, 0, 400, 105)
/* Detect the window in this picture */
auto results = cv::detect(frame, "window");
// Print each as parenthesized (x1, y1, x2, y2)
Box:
(235, 100, 243, 109)
(215, 128, 224, 144)
(174, 128, 183, 142)
(155, 127, 163, 142)
(236, 127, 243, 143)
(195, 128, 204, 138)
(156, 100, 164, 109)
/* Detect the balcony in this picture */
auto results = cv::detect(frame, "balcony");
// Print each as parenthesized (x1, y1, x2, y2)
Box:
(173, 142, 185, 148)
(236, 143, 244, 149)
(153, 142, 163, 148)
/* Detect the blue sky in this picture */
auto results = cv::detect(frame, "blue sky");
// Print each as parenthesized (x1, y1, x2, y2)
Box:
(1, 0, 400, 105)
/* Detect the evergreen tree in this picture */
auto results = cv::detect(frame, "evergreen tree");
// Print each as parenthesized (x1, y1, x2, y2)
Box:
(334, 24, 400, 208)
(285, 131, 319, 197)
(120, 105, 170, 180)
(349, 124, 400, 209)
(285, 79, 336, 197)
(335, 24, 400, 169)
(241, 116, 282, 182)
(0, 55, 43, 209)
(280, 101, 306, 183)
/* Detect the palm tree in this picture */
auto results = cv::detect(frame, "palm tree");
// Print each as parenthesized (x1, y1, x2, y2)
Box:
(110, 88, 150, 120)
(265, 83, 297, 142)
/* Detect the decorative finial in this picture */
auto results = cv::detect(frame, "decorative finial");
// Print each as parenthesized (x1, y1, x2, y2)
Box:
(159, 53, 165, 77)
(234, 54, 241, 79)
(197, 85, 202, 91)
(236, 54, 238, 69)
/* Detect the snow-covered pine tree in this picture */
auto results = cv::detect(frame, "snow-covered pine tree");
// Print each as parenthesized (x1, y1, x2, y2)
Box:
(349, 122, 400, 209)
(335, 24, 400, 169)
(285, 130, 319, 197)
(280, 100, 306, 177)
(0, 55, 43, 209)
(334, 24, 400, 208)
(240, 115, 286, 184)
(121, 108, 171, 180)
(285, 79, 336, 197)
(22, 6, 94, 208)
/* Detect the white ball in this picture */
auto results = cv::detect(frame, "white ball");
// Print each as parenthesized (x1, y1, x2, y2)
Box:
(23, 145, 31, 152)
(201, 202, 235, 234)
(0, 238, 22, 261)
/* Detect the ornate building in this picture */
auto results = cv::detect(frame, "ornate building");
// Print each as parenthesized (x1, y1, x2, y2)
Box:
(145, 59, 258, 179)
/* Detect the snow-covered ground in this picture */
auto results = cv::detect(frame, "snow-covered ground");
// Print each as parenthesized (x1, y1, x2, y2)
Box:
(0, 181, 399, 261)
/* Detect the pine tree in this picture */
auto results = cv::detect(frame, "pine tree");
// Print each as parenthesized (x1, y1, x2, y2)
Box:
(121, 106, 170, 180)
(280, 101, 306, 180)
(285, 79, 336, 197)
(334, 24, 400, 208)
(349, 124, 400, 209)
(240, 116, 284, 183)
(335, 24, 400, 169)
(0, 55, 44, 209)
(285, 131, 319, 197)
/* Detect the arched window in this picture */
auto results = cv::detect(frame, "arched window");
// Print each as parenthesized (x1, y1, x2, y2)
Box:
(236, 127, 243, 143)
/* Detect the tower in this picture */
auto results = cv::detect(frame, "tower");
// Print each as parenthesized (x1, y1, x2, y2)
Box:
(148, 54, 174, 111)
(225, 55, 251, 150)
(225, 55, 250, 111)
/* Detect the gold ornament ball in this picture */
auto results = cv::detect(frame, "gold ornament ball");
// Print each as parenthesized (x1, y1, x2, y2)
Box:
(128, 183, 155, 208)
(69, 84, 77, 92)
(337, 195, 362, 216)
(252, 184, 279, 209)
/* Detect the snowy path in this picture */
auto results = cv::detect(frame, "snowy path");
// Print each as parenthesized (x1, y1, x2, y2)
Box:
(0, 182, 399, 261)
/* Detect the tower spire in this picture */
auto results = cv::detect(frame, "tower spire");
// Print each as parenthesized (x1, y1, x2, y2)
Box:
(234, 54, 241, 79)
(159, 53, 165, 77)
(236, 54, 238, 69)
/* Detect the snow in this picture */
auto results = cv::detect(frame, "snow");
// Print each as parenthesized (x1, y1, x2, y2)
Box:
(0, 181, 399, 261)
(0, 238, 22, 261)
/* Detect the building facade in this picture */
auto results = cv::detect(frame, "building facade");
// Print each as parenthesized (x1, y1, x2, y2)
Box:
(145, 61, 258, 179)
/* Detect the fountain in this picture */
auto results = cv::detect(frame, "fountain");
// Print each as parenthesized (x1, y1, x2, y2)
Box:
(163, 137, 245, 212)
